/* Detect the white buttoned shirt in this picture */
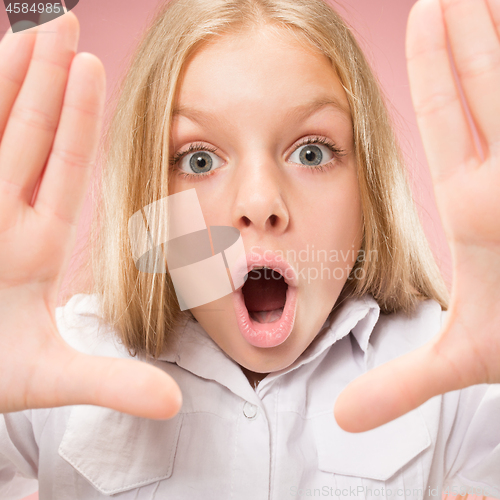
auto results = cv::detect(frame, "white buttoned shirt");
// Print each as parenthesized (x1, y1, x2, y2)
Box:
(1, 293, 499, 500)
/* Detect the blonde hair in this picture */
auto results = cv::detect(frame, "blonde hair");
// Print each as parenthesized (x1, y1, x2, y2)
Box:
(65, 0, 449, 360)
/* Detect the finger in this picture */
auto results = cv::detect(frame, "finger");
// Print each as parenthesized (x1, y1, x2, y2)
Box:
(29, 344, 183, 420)
(0, 12, 79, 208)
(486, 0, 500, 34)
(441, 0, 500, 148)
(33, 52, 105, 226)
(0, 26, 37, 141)
(333, 340, 464, 433)
(406, 0, 477, 183)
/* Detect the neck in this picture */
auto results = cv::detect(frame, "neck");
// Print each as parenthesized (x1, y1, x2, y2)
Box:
(240, 365, 268, 390)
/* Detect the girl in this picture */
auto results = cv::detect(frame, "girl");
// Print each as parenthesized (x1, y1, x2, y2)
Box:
(1, 0, 499, 498)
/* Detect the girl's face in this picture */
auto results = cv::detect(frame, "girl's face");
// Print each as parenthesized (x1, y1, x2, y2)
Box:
(169, 25, 363, 384)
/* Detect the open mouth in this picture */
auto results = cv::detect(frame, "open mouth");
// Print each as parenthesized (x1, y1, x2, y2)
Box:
(232, 254, 298, 348)
(243, 267, 287, 323)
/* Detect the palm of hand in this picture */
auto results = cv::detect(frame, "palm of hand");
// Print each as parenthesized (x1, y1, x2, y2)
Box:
(335, 0, 500, 432)
(0, 13, 181, 419)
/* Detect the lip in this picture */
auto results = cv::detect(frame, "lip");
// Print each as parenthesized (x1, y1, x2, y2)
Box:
(232, 249, 298, 348)
(232, 249, 299, 289)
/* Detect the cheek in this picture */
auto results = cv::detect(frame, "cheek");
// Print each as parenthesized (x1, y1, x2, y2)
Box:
(302, 171, 362, 246)
(332, 183, 363, 241)
(167, 170, 182, 196)
(168, 172, 229, 227)
(294, 170, 363, 286)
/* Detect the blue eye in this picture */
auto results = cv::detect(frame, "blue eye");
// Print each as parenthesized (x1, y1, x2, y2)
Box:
(170, 137, 346, 179)
(289, 143, 333, 167)
(171, 143, 224, 176)
(189, 152, 211, 173)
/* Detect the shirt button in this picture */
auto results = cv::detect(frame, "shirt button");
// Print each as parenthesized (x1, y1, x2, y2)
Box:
(243, 401, 258, 419)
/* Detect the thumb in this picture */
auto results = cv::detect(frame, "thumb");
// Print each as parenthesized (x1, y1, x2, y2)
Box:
(30, 344, 182, 420)
(333, 339, 463, 433)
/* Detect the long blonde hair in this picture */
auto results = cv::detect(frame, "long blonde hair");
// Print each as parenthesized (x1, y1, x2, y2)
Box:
(65, 0, 449, 360)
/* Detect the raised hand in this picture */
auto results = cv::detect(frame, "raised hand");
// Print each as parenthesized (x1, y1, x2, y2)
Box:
(0, 13, 181, 419)
(334, 0, 500, 432)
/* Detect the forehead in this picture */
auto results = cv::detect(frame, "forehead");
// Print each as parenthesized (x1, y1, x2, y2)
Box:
(173, 25, 351, 124)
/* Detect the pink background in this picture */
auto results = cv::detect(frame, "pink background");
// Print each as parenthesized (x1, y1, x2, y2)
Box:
(0, 0, 453, 302)
(0, 1, 456, 499)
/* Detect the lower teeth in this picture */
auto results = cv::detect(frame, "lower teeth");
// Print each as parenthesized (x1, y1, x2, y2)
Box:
(249, 308, 284, 324)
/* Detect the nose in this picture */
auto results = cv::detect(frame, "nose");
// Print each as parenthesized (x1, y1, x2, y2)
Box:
(231, 154, 290, 236)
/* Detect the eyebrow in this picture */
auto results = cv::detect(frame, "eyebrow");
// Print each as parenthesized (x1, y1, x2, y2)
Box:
(172, 96, 351, 126)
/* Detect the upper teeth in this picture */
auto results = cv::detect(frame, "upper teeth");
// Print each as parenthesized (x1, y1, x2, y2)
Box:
(252, 266, 271, 270)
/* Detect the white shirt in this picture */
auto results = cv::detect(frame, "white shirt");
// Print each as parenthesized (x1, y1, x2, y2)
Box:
(1, 293, 499, 500)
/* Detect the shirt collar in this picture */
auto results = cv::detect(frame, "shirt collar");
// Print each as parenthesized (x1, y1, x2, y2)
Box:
(257, 293, 380, 390)
(156, 294, 380, 401)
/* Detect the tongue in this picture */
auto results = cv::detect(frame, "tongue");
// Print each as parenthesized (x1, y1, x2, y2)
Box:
(249, 308, 284, 324)
(242, 269, 287, 323)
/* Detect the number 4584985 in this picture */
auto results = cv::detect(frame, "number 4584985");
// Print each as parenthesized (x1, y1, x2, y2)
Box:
(5, 3, 63, 14)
